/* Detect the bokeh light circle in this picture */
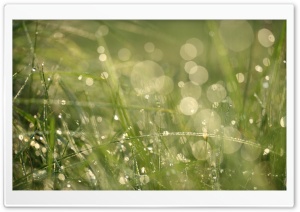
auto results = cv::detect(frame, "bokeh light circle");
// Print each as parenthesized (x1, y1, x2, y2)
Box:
(179, 97, 199, 116)
(206, 83, 227, 103)
(191, 140, 212, 160)
(223, 126, 242, 154)
(219, 20, 254, 52)
(131, 60, 164, 95)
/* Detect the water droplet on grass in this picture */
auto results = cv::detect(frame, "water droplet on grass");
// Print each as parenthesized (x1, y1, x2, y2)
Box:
(42, 147, 47, 153)
(236, 73, 245, 83)
(86, 77, 94, 86)
(101, 72, 109, 79)
(263, 82, 269, 88)
(255, 65, 263, 72)
(78, 75, 82, 80)
(139, 175, 150, 184)
(178, 81, 185, 88)
(58, 173, 65, 181)
(119, 176, 127, 185)
(34, 143, 40, 149)
(249, 118, 254, 124)
(97, 46, 105, 54)
(280, 116, 286, 127)
(263, 58, 270, 66)
(56, 129, 62, 135)
(258, 28, 275, 47)
(18, 134, 23, 141)
(96, 116, 102, 122)
(163, 131, 169, 136)
(99, 54, 107, 61)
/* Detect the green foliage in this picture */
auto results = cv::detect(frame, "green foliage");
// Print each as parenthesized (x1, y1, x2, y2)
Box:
(13, 20, 286, 190)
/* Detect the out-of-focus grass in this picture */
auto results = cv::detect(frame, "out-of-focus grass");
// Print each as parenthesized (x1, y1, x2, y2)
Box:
(12, 20, 286, 190)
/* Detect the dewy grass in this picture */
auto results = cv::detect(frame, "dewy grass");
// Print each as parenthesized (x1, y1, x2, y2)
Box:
(12, 20, 287, 190)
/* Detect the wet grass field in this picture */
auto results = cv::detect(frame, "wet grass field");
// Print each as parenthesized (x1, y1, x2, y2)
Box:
(13, 20, 286, 190)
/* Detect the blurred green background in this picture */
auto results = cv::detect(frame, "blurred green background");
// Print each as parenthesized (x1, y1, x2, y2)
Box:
(13, 20, 286, 190)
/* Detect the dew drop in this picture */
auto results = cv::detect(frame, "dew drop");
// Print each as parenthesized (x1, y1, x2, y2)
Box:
(163, 131, 169, 136)
(249, 118, 254, 124)
(101, 72, 109, 79)
(263, 82, 269, 88)
(139, 175, 150, 184)
(99, 54, 107, 61)
(78, 75, 82, 80)
(56, 129, 62, 135)
(258, 28, 275, 47)
(236, 73, 245, 83)
(58, 173, 65, 181)
(178, 81, 185, 88)
(42, 147, 47, 153)
(97, 46, 105, 54)
(263, 148, 270, 155)
(34, 143, 40, 149)
(179, 97, 198, 116)
(280, 116, 286, 127)
(18, 134, 24, 141)
(255, 65, 263, 72)
(114, 115, 119, 121)
(96, 116, 102, 123)
(119, 176, 127, 185)
(86, 77, 94, 86)
(263, 58, 270, 66)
